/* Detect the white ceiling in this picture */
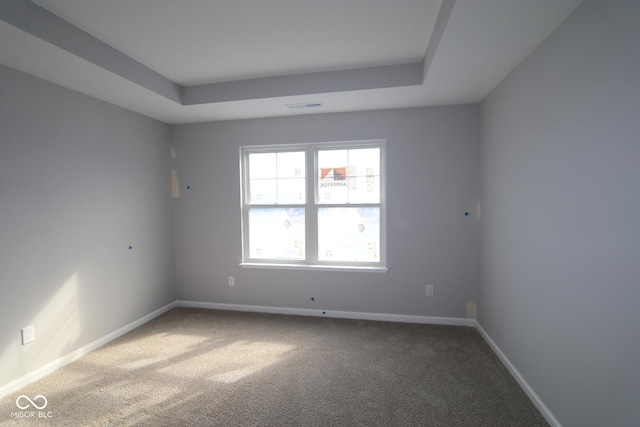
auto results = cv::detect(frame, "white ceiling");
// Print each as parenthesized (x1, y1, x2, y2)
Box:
(0, 0, 583, 124)
(30, 0, 441, 85)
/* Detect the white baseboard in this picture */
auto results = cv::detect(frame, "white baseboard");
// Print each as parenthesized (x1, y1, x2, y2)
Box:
(475, 321, 562, 427)
(176, 300, 476, 327)
(0, 301, 176, 399)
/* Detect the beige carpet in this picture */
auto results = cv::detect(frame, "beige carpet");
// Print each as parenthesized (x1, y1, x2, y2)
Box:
(0, 308, 548, 426)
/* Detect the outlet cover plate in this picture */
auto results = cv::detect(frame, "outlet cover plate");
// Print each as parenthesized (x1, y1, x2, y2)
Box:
(21, 325, 35, 345)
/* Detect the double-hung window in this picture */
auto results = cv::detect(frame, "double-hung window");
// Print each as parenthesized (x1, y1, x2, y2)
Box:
(240, 140, 386, 271)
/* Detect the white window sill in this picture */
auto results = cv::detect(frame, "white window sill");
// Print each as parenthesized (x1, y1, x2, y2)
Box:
(240, 262, 388, 273)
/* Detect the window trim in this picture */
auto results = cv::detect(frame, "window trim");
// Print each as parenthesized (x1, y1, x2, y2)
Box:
(240, 140, 387, 272)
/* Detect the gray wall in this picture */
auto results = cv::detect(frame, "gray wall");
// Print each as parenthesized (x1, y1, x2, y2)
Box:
(479, 1, 640, 426)
(172, 106, 479, 318)
(0, 65, 175, 387)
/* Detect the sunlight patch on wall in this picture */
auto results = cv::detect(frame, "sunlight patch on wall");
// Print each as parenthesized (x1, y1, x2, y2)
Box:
(0, 273, 81, 394)
(33, 273, 82, 367)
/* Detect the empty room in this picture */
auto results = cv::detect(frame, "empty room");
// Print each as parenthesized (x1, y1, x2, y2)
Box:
(0, 0, 638, 426)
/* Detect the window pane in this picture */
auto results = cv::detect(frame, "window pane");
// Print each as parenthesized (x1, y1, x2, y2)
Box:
(250, 178, 277, 204)
(347, 148, 380, 203)
(249, 152, 276, 179)
(318, 207, 380, 262)
(277, 178, 305, 204)
(249, 208, 305, 259)
(276, 151, 305, 178)
(318, 150, 349, 203)
(317, 148, 380, 204)
(249, 151, 305, 204)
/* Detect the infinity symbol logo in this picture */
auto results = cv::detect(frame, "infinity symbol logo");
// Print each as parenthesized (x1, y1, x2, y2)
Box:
(16, 395, 48, 410)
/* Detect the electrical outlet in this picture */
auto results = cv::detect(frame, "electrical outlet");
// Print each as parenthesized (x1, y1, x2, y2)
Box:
(21, 325, 35, 345)
(426, 285, 434, 297)
(228, 276, 235, 286)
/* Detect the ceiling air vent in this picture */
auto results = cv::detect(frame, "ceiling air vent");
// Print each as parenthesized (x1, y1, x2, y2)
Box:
(286, 101, 324, 110)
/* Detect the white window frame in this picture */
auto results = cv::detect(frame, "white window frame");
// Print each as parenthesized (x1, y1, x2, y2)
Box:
(240, 140, 387, 272)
